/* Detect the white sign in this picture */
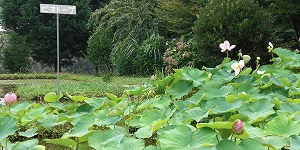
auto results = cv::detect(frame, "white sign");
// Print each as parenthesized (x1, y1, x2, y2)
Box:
(40, 4, 76, 15)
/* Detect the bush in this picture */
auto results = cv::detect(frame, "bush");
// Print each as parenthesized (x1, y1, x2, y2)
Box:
(2, 32, 31, 73)
(134, 34, 166, 75)
(87, 0, 158, 75)
(193, 0, 272, 67)
(163, 36, 193, 73)
(86, 27, 113, 72)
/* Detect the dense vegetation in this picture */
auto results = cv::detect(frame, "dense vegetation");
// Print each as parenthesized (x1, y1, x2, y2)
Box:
(0, 46, 300, 149)
(0, 0, 299, 75)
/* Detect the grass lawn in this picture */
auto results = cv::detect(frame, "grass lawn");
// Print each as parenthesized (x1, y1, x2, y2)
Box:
(0, 73, 150, 100)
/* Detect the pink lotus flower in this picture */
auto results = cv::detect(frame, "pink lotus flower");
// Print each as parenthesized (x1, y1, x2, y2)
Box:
(231, 60, 245, 76)
(232, 119, 244, 134)
(220, 40, 236, 52)
(4, 92, 17, 104)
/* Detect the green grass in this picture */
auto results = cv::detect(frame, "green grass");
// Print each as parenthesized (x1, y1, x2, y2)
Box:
(0, 73, 150, 100)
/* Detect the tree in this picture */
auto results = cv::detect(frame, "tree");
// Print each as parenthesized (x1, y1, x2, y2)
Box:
(193, 0, 272, 67)
(269, 0, 300, 50)
(0, 0, 93, 71)
(154, 0, 202, 35)
(87, 0, 159, 75)
(2, 32, 31, 73)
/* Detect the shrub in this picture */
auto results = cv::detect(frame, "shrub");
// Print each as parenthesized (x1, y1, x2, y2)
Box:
(87, 0, 159, 75)
(134, 34, 166, 75)
(193, 0, 272, 67)
(163, 36, 193, 73)
(2, 32, 31, 73)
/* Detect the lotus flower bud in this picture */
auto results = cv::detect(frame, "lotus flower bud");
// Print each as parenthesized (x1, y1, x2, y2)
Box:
(242, 55, 251, 64)
(4, 92, 17, 104)
(232, 119, 244, 134)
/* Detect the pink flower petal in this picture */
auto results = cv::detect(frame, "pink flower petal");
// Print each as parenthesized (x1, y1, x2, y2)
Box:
(229, 45, 236, 51)
(224, 41, 230, 49)
(219, 43, 225, 50)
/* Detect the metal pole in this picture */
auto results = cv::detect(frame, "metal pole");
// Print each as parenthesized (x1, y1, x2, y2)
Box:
(57, 14, 60, 95)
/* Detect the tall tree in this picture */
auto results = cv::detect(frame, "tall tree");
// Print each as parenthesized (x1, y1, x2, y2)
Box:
(0, 0, 92, 71)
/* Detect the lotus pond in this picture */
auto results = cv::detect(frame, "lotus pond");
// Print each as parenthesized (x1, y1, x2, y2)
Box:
(0, 47, 300, 150)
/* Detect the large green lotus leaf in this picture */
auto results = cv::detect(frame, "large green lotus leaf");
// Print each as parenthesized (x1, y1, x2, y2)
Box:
(239, 138, 266, 150)
(154, 76, 174, 90)
(63, 114, 95, 138)
(158, 125, 217, 150)
(68, 95, 90, 102)
(186, 90, 204, 105)
(230, 81, 260, 95)
(196, 122, 234, 130)
(33, 145, 45, 150)
(12, 139, 38, 150)
(38, 113, 62, 129)
(140, 109, 162, 127)
(289, 135, 300, 150)
(205, 97, 243, 114)
(205, 85, 233, 100)
(48, 102, 64, 110)
(182, 67, 208, 87)
(279, 102, 300, 113)
(85, 97, 107, 110)
(75, 103, 94, 114)
(1, 138, 12, 150)
(168, 111, 192, 125)
(45, 139, 77, 149)
(174, 100, 192, 111)
(212, 69, 234, 82)
(289, 87, 300, 97)
(108, 100, 128, 117)
(185, 107, 209, 122)
(19, 128, 38, 138)
(144, 145, 161, 150)
(10, 101, 32, 114)
(125, 114, 141, 127)
(102, 138, 144, 150)
(93, 109, 123, 126)
(125, 86, 145, 96)
(242, 123, 264, 138)
(0, 116, 18, 141)
(167, 80, 193, 99)
(216, 140, 241, 150)
(134, 126, 152, 138)
(44, 92, 63, 102)
(88, 130, 124, 150)
(106, 93, 122, 102)
(238, 99, 275, 124)
(137, 98, 155, 111)
(264, 116, 300, 137)
(257, 136, 289, 150)
(152, 95, 171, 110)
(21, 107, 47, 126)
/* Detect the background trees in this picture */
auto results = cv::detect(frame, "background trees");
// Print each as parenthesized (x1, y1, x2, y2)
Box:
(0, 0, 95, 72)
(1, 0, 299, 75)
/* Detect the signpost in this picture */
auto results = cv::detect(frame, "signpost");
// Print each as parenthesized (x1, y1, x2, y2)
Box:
(40, 4, 76, 95)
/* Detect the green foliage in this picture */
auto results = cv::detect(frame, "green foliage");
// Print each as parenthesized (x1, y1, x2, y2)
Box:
(86, 27, 113, 72)
(163, 37, 193, 73)
(193, 0, 272, 67)
(154, 0, 201, 34)
(269, 0, 300, 50)
(134, 34, 166, 75)
(1, 47, 300, 149)
(87, 0, 159, 75)
(2, 32, 31, 73)
(0, 0, 92, 68)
